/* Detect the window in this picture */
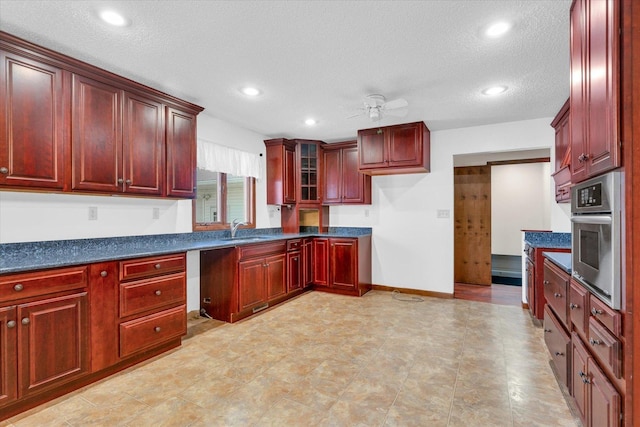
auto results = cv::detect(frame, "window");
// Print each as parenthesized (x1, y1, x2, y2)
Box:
(194, 168, 255, 231)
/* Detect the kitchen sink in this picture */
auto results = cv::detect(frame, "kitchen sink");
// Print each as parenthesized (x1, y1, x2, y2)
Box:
(220, 236, 273, 242)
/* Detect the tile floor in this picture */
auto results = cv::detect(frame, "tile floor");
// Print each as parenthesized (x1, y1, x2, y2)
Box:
(3, 291, 578, 426)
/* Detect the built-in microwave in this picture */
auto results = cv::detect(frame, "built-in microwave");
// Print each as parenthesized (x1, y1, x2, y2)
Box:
(571, 171, 623, 309)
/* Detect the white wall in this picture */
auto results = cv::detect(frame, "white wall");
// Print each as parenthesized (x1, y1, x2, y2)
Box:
(491, 162, 551, 256)
(330, 117, 571, 295)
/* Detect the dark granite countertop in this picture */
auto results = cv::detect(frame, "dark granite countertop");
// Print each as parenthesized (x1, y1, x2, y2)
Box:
(0, 227, 372, 275)
(524, 231, 571, 249)
(543, 252, 572, 274)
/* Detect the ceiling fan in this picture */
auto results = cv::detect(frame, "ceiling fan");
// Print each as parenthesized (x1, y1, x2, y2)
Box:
(348, 94, 409, 122)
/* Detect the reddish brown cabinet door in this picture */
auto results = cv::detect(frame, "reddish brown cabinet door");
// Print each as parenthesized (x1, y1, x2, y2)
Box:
(302, 238, 313, 288)
(330, 238, 357, 290)
(266, 253, 286, 299)
(572, 334, 589, 425)
(166, 107, 197, 198)
(589, 358, 621, 427)
(358, 128, 386, 169)
(323, 148, 342, 204)
(526, 258, 535, 310)
(570, 0, 620, 183)
(123, 93, 164, 195)
(341, 146, 370, 203)
(72, 74, 122, 193)
(312, 238, 329, 286)
(287, 251, 302, 292)
(284, 146, 297, 203)
(265, 139, 297, 205)
(387, 123, 423, 168)
(0, 51, 66, 189)
(0, 306, 17, 408)
(238, 258, 267, 311)
(17, 292, 89, 398)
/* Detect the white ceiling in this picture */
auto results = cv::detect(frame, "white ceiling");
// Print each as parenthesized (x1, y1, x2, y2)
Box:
(0, 0, 571, 143)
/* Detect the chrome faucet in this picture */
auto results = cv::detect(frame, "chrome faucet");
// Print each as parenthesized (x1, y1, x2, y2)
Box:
(230, 218, 248, 239)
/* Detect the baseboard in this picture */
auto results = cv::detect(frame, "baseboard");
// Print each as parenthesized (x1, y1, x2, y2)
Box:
(522, 302, 530, 309)
(371, 284, 454, 299)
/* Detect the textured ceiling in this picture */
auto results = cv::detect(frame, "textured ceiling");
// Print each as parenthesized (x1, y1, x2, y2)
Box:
(0, 0, 571, 143)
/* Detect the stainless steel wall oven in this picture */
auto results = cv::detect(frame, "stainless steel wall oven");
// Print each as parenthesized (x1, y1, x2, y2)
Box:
(571, 171, 623, 309)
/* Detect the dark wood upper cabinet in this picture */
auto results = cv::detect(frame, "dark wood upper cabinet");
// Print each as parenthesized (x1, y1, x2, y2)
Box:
(0, 31, 203, 198)
(570, 0, 620, 183)
(550, 99, 571, 203)
(295, 140, 322, 204)
(265, 138, 297, 205)
(0, 49, 66, 189)
(358, 121, 430, 175)
(323, 141, 371, 205)
(166, 107, 196, 198)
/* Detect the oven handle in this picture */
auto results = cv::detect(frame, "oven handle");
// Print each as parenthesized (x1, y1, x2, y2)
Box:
(570, 215, 612, 225)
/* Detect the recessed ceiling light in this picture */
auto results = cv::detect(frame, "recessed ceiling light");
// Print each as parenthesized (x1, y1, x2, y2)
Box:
(485, 21, 511, 38)
(240, 87, 261, 96)
(100, 10, 129, 27)
(304, 118, 317, 126)
(482, 86, 508, 96)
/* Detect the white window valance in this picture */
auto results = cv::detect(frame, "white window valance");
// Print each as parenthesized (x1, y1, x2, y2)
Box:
(197, 139, 263, 179)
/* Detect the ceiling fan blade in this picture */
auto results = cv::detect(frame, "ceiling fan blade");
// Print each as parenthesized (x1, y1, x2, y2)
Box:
(383, 98, 408, 110)
(384, 107, 409, 117)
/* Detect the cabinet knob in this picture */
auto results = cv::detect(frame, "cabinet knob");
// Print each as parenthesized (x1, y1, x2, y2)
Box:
(589, 338, 601, 346)
(155, 263, 161, 269)
(578, 153, 590, 163)
(7, 320, 16, 329)
(591, 307, 603, 316)
(21, 318, 30, 325)
(554, 351, 564, 357)
(579, 370, 586, 378)
(543, 280, 549, 285)
(554, 292, 562, 298)
(154, 326, 161, 333)
(13, 283, 24, 292)
(155, 290, 162, 296)
(0, 166, 8, 174)
(125, 179, 132, 185)
(117, 178, 124, 184)
(100, 270, 108, 277)
(582, 376, 591, 384)
(544, 329, 551, 333)
(569, 303, 579, 310)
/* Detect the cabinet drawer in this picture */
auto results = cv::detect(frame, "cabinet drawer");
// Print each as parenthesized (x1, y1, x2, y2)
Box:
(119, 305, 186, 358)
(0, 266, 87, 304)
(119, 254, 185, 281)
(570, 280, 589, 339)
(589, 295, 622, 337)
(119, 273, 185, 318)
(543, 260, 569, 327)
(238, 241, 286, 260)
(544, 305, 571, 388)
(587, 317, 622, 379)
(287, 239, 302, 251)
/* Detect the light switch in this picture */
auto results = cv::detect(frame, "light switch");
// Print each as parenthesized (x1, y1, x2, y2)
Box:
(88, 206, 98, 220)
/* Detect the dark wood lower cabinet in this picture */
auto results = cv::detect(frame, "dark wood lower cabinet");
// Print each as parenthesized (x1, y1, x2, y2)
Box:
(0, 305, 18, 407)
(313, 236, 372, 296)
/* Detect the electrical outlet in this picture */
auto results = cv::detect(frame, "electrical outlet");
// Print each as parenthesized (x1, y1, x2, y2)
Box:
(88, 206, 98, 220)
(153, 207, 160, 219)
(437, 209, 450, 219)
(364, 209, 370, 217)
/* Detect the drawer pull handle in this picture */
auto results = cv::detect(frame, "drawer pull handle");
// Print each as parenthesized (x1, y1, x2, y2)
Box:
(14, 283, 24, 291)
(100, 270, 108, 277)
(7, 320, 16, 329)
(570, 303, 579, 310)
(21, 318, 30, 325)
(155, 264, 161, 269)
(155, 290, 162, 296)
(554, 293, 562, 298)
(591, 308, 603, 316)
(154, 326, 161, 333)
(554, 351, 564, 357)
(589, 338, 601, 346)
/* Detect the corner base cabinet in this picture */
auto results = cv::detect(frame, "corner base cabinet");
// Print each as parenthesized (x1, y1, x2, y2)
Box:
(312, 236, 372, 296)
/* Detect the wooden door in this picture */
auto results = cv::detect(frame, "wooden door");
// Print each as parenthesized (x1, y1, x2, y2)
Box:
(358, 128, 386, 169)
(265, 253, 286, 299)
(526, 258, 535, 310)
(287, 251, 302, 292)
(589, 358, 621, 427)
(18, 292, 89, 398)
(454, 166, 491, 285)
(571, 334, 589, 425)
(284, 145, 297, 204)
(570, 0, 588, 183)
(166, 107, 196, 198)
(72, 74, 122, 192)
(323, 148, 342, 203)
(342, 146, 369, 203)
(238, 258, 266, 310)
(0, 306, 17, 407)
(123, 92, 164, 195)
(387, 122, 422, 168)
(0, 52, 66, 189)
(330, 238, 357, 290)
(302, 239, 313, 287)
(312, 238, 329, 286)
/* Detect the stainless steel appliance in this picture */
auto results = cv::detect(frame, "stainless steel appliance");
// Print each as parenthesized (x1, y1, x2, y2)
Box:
(571, 171, 623, 309)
